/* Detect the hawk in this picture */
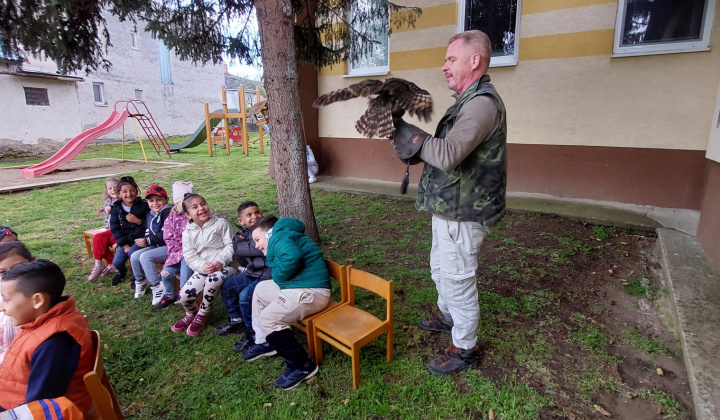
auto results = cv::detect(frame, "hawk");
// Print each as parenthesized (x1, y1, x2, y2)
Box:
(313, 78, 433, 139)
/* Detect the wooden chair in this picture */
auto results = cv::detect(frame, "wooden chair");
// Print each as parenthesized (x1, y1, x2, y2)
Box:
(313, 266, 394, 389)
(293, 259, 348, 361)
(83, 227, 109, 258)
(84, 330, 124, 420)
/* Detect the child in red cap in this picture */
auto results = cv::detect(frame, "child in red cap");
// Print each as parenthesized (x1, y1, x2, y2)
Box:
(129, 185, 173, 305)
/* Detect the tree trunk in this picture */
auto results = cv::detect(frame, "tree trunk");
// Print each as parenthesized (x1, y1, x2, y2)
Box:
(255, 0, 320, 242)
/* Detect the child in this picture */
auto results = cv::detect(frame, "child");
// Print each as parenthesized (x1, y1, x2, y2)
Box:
(0, 226, 19, 243)
(155, 181, 195, 310)
(171, 193, 237, 336)
(87, 177, 120, 281)
(130, 185, 173, 304)
(0, 241, 34, 364)
(109, 176, 149, 287)
(215, 201, 273, 352)
(0, 260, 94, 416)
(243, 216, 331, 390)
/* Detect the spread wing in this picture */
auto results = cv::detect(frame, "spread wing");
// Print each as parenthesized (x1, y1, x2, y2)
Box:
(355, 99, 393, 139)
(313, 79, 384, 107)
(381, 78, 433, 123)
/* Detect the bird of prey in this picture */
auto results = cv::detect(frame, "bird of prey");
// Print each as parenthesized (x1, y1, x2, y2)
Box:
(313, 78, 433, 139)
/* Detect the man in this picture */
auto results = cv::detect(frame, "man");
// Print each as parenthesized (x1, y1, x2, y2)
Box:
(392, 30, 507, 375)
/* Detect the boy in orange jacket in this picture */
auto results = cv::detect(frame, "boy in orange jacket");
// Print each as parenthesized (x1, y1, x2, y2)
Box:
(0, 260, 94, 416)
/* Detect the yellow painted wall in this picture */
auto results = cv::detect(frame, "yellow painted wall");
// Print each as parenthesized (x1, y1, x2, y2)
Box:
(317, 0, 720, 151)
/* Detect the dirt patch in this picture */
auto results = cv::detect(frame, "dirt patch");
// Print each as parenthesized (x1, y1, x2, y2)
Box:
(0, 158, 190, 193)
(320, 198, 694, 419)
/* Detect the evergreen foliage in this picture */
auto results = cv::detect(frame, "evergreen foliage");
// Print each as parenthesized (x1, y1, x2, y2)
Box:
(0, 0, 421, 74)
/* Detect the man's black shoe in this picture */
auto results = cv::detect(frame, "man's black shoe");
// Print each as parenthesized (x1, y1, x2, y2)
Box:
(418, 310, 453, 334)
(427, 345, 478, 375)
(111, 273, 123, 286)
(233, 332, 254, 353)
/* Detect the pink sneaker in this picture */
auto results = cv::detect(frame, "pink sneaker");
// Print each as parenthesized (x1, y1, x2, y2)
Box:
(87, 265, 104, 282)
(101, 264, 117, 277)
(171, 313, 195, 332)
(187, 313, 207, 336)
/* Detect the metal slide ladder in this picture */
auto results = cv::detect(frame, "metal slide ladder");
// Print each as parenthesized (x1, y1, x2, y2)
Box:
(114, 100, 171, 157)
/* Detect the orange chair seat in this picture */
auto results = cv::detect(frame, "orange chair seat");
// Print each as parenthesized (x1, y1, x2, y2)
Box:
(314, 305, 384, 346)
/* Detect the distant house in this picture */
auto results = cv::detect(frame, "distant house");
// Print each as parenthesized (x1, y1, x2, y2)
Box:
(0, 13, 225, 148)
(300, 0, 720, 271)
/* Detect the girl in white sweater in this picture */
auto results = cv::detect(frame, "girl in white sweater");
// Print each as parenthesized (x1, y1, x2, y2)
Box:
(171, 193, 237, 336)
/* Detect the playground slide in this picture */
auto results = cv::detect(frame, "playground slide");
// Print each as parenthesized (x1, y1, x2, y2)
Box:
(169, 108, 240, 151)
(21, 110, 130, 179)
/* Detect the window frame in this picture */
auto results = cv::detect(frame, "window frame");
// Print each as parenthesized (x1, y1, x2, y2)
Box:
(345, 0, 390, 78)
(612, 0, 716, 57)
(457, 0, 522, 67)
(23, 87, 49, 106)
(134, 89, 143, 100)
(92, 82, 107, 106)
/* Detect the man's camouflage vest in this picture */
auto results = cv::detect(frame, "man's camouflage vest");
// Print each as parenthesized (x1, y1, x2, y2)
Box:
(416, 75, 507, 227)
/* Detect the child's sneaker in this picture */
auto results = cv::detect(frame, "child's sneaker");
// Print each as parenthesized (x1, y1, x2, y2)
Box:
(171, 313, 195, 332)
(153, 294, 178, 311)
(101, 264, 117, 277)
(274, 360, 319, 390)
(233, 331, 254, 353)
(87, 265, 104, 282)
(187, 313, 207, 336)
(150, 283, 165, 306)
(214, 321, 244, 336)
(242, 343, 277, 361)
(134, 279, 149, 299)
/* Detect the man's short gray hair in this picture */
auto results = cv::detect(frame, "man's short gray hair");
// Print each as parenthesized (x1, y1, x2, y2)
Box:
(448, 30, 491, 66)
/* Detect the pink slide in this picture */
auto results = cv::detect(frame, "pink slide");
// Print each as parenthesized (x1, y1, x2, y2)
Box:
(21, 110, 130, 179)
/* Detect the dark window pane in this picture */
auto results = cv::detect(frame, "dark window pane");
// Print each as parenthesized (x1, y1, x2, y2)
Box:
(23, 87, 49, 106)
(464, 0, 518, 57)
(622, 0, 706, 46)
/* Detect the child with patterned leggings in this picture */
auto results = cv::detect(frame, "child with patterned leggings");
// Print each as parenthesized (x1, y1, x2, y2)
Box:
(171, 193, 237, 336)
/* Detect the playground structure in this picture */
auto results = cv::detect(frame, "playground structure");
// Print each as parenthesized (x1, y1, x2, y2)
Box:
(203, 86, 269, 157)
(20, 100, 170, 179)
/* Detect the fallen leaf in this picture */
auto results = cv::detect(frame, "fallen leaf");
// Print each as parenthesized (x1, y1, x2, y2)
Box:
(657, 368, 664, 376)
(103, 344, 109, 350)
(407, 341, 415, 348)
(608, 269, 614, 274)
(222, 369, 230, 376)
(657, 404, 664, 414)
(594, 404, 611, 417)
(306, 377, 318, 385)
(567, 413, 576, 420)
(194, 351, 202, 355)
(621, 242, 628, 245)
(488, 408, 495, 420)
(263, 403, 272, 408)
(591, 272, 597, 275)
(197, 365, 204, 372)
(290, 402, 296, 406)
(610, 301, 616, 306)
(343, 399, 349, 405)
(210, 414, 219, 419)
(402, 325, 410, 330)
(630, 270, 635, 275)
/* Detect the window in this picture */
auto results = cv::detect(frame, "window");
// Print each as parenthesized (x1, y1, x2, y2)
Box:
(158, 40, 173, 84)
(346, 0, 389, 77)
(458, 0, 521, 67)
(24, 87, 49, 106)
(613, 0, 716, 56)
(92, 82, 106, 105)
(130, 24, 139, 50)
(135, 89, 143, 100)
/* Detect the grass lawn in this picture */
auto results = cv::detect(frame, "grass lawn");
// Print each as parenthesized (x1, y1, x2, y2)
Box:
(1, 137, 692, 419)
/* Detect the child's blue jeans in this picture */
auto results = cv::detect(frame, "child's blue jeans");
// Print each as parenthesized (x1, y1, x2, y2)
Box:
(113, 244, 141, 278)
(220, 273, 264, 325)
(161, 259, 192, 298)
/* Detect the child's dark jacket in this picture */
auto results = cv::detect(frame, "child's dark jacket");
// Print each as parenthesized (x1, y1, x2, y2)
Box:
(109, 198, 150, 247)
(233, 226, 272, 280)
(144, 204, 173, 247)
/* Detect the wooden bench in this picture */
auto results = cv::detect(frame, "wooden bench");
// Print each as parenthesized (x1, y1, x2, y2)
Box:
(83, 227, 110, 258)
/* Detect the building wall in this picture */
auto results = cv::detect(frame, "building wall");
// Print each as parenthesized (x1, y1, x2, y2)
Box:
(0, 14, 225, 145)
(697, 160, 720, 273)
(309, 0, 720, 209)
